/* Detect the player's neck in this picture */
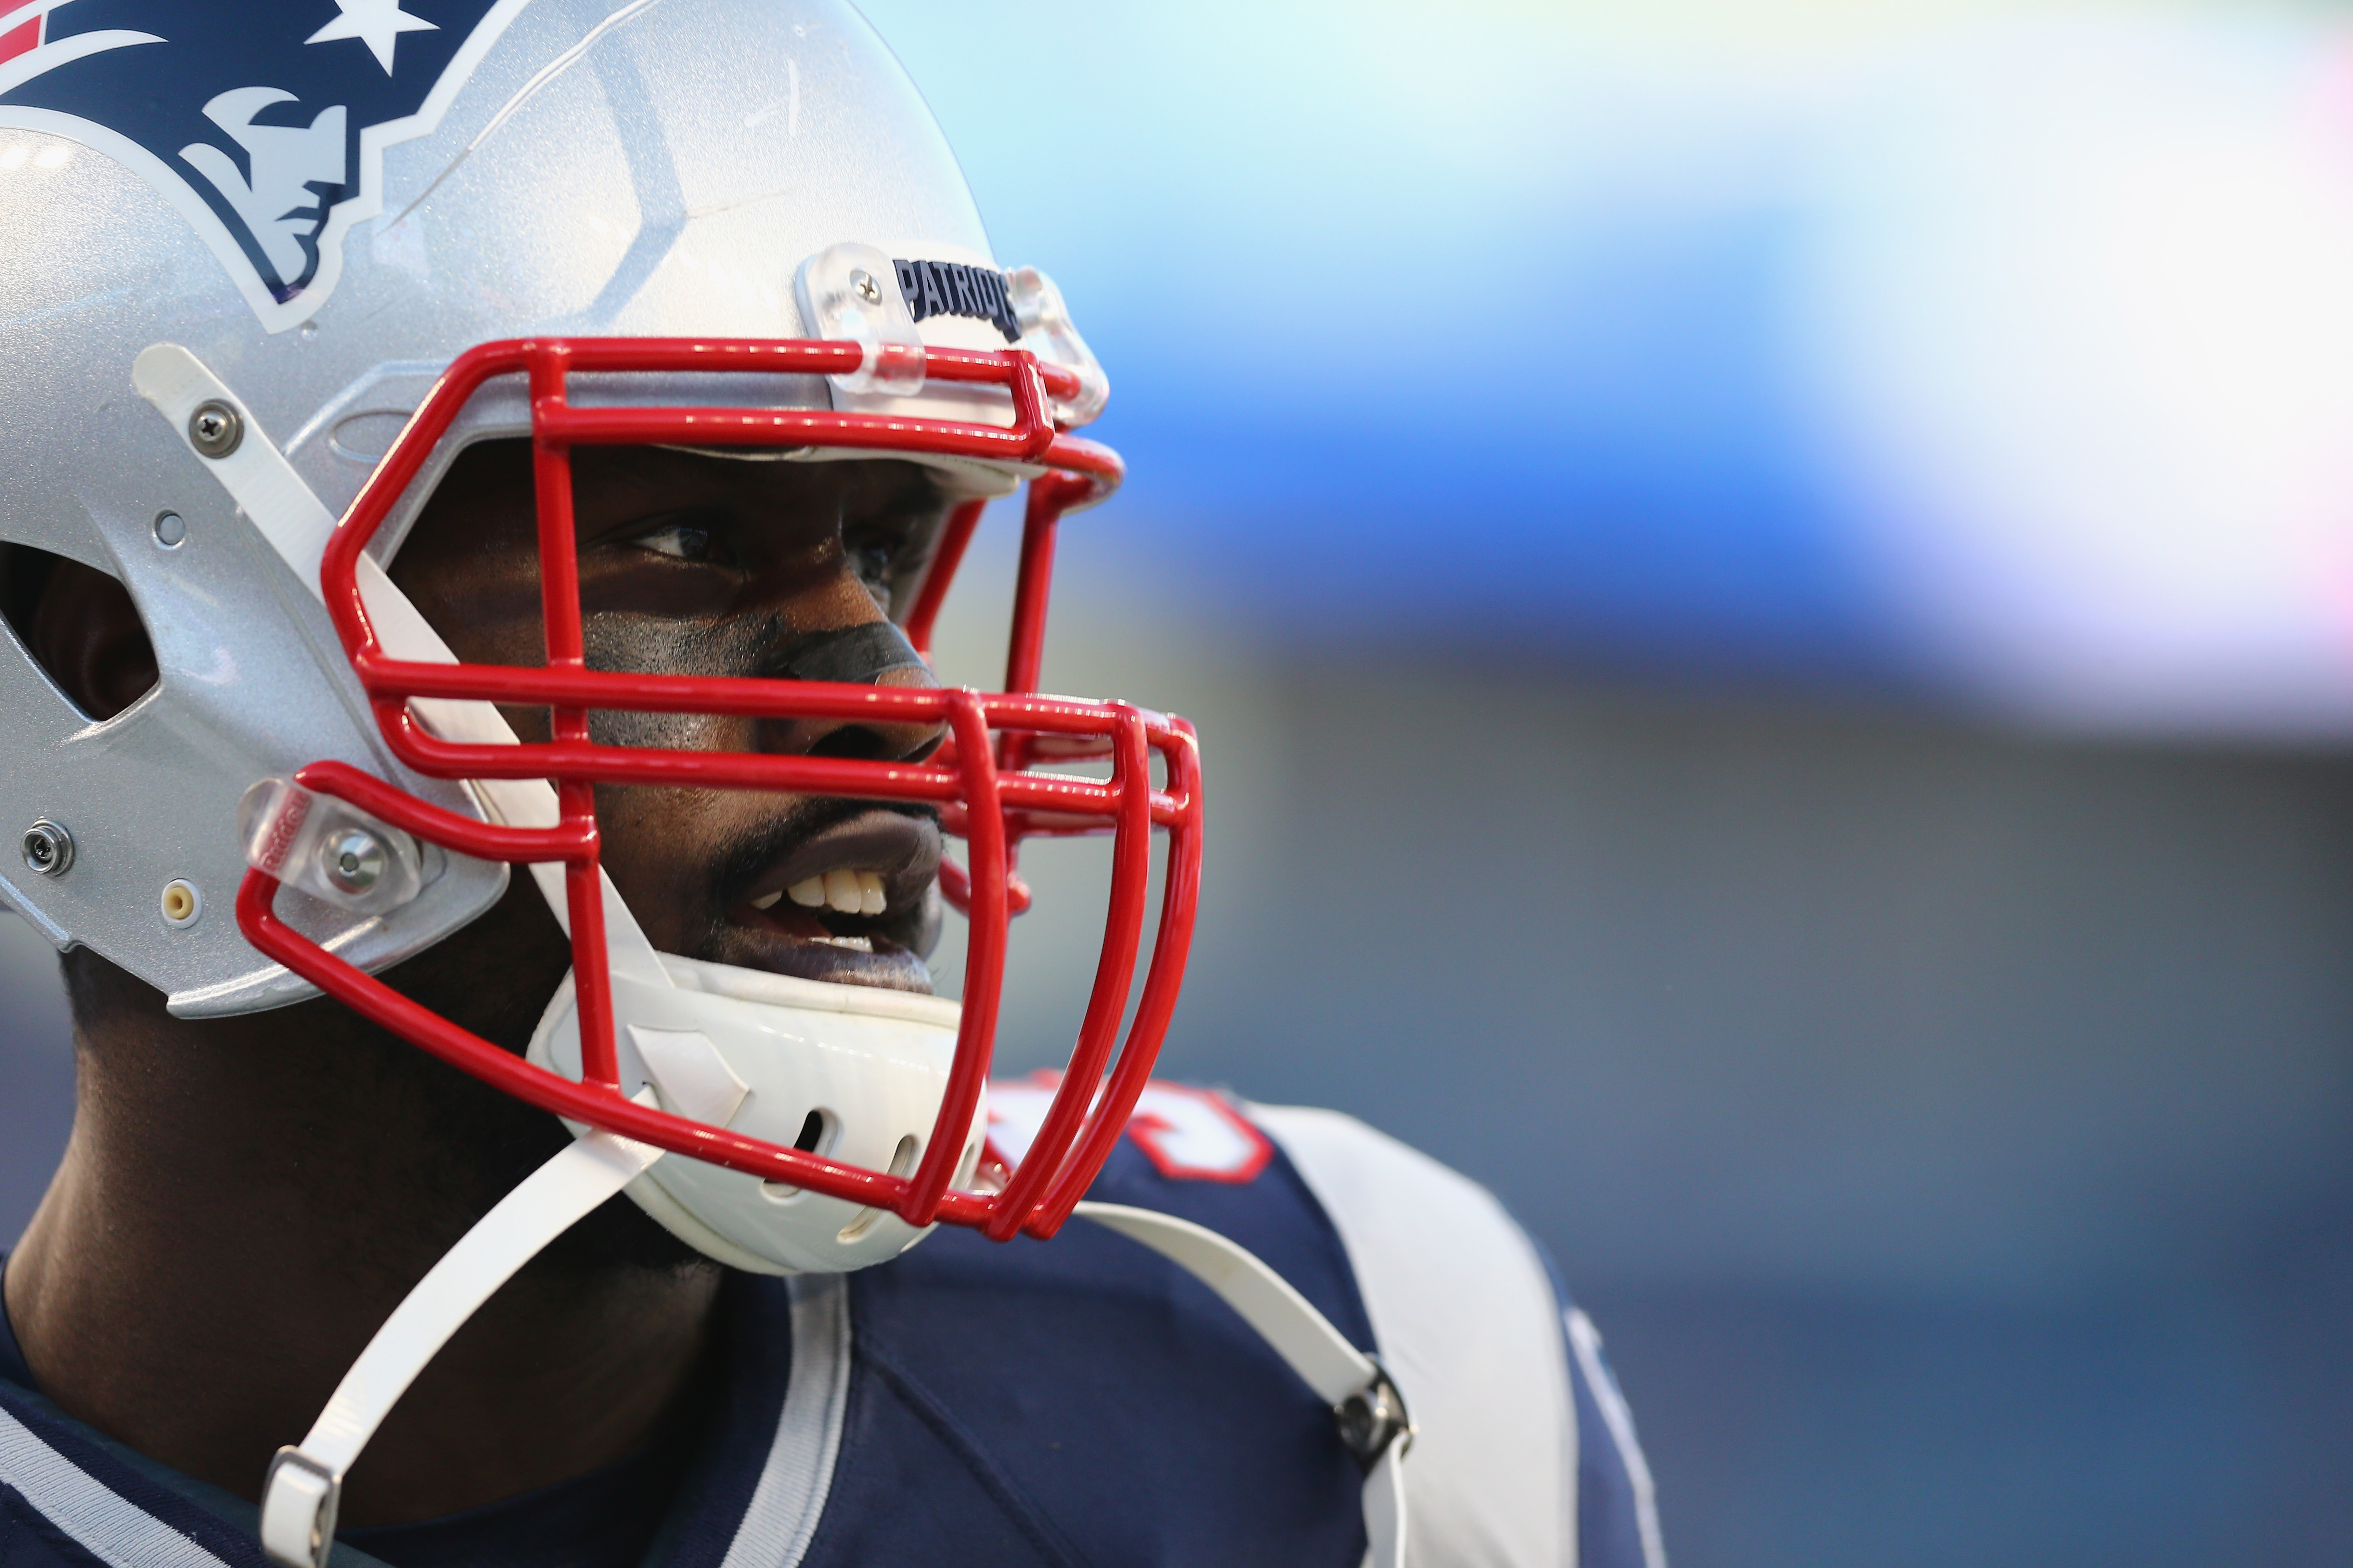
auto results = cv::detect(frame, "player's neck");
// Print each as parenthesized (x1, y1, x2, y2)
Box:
(2, 1005, 725, 1528)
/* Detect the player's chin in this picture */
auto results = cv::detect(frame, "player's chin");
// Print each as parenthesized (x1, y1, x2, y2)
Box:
(706, 891, 940, 993)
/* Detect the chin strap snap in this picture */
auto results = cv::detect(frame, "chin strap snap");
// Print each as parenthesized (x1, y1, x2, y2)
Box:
(259, 1098, 664, 1568)
(1073, 1202, 1414, 1568)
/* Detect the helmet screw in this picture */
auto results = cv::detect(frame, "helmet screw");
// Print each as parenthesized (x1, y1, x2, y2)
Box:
(21, 819, 74, 878)
(849, 268, 880, 303)
(322, 827, 387, 894)
(187, 400, 242, 459)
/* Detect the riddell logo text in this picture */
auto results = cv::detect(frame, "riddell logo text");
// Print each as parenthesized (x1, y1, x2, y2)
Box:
(255, 791, 310, 878)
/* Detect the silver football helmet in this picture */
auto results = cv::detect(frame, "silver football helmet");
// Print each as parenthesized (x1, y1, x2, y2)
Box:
(0, 0, 1199, 1276)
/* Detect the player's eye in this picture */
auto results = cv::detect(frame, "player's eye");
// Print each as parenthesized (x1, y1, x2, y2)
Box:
(635, 521, 711, 561)
(838, 470, 951, 613)
(627, 511, 730, 565)
(848, 540, 895, 608)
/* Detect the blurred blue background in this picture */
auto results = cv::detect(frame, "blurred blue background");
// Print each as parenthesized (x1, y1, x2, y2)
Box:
(879, 0, 2353, 737)
(869, 3, 2353, 1564)
(8, 1, 2353, 1562)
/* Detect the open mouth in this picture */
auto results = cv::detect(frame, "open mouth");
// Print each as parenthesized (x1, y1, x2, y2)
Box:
(714, 807, 944, 993)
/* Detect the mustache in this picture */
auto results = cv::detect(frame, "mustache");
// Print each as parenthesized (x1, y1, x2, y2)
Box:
(704, 794, 940, 910)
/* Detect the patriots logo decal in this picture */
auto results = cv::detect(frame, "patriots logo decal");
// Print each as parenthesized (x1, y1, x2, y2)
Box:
(0, 0, 525, 329)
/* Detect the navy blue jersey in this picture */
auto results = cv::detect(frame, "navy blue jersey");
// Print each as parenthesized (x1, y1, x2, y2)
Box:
(0, 1091, 1661, 1568)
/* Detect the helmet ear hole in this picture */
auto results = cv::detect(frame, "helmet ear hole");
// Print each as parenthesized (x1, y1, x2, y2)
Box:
(1, 545, 159, 721)
(0, 543, 60, 645)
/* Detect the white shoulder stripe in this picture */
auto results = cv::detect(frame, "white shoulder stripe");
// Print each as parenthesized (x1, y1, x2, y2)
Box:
(719, 1274, 853, 1568)
(1252, 1105, 1578, 1568)
(0, 1405, 231, 1568)
(1565, 1310, 1667, 1568)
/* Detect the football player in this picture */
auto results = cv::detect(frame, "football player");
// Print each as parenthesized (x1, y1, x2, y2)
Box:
(0, 3, 1662, 1564)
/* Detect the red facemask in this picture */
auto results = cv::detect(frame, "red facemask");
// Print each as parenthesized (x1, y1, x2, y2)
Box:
(236, 336, 1203, 1245)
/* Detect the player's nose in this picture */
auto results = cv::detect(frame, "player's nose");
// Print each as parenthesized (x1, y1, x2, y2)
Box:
(756, 606, 946, 763)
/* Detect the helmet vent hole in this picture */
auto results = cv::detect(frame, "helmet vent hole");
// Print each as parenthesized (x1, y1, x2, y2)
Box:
(760, 1109, 839, 1203)
(836, 1134, 920, 1244)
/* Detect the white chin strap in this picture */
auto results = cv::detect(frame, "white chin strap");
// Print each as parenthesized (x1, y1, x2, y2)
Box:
(132, 348, 1411, 1568)
(257, 1103, 666, 1568)
(257, 1176, 1411, 1568)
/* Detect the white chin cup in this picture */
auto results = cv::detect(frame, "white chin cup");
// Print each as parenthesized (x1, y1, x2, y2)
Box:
(526, 954, 982, 1274)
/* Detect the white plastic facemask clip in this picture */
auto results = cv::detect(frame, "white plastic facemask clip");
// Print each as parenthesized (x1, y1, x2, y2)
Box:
(1007, 266, 1109, 427)
(239, 777, 424, 916)
(795, 241, 926, 397)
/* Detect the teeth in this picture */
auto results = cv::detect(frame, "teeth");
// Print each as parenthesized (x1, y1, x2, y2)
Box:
(774, 869, 889, 918)
(815, 934, 874, 952)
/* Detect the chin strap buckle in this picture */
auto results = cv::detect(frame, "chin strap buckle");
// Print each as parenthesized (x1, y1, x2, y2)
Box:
(1071, 1202, 1414, 1568)
(254, 1102, 667, 1568)
(1335, 1360, 1415, 1471)
(260, 1446, 340, 1568)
